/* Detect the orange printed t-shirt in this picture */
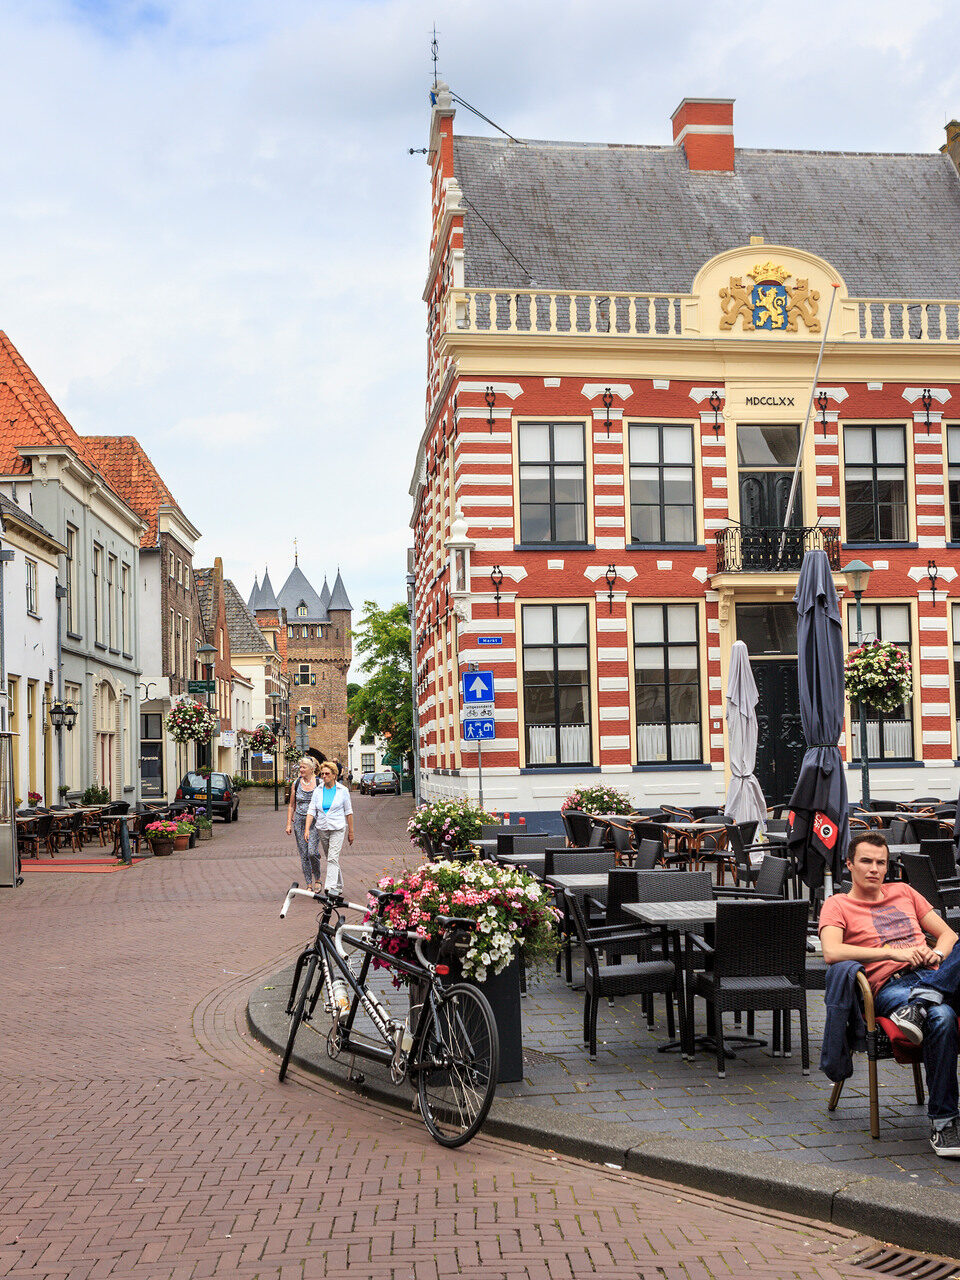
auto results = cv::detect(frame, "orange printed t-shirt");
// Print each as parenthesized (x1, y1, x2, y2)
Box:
(818, 883, 934, 994)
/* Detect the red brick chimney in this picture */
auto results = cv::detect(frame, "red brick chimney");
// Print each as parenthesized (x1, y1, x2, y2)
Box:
(671, 98, 735, 172)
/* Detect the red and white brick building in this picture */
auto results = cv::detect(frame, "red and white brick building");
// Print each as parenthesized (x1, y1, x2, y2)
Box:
(410, 90, 960, 818)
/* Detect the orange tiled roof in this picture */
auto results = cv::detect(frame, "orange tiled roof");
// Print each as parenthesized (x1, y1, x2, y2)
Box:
(83, 435, 187, 548)
(0, 331, 124, 499)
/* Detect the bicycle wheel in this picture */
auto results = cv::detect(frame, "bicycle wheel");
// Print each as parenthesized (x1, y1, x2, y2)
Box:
(416, 982, 499, 1147)
(279, 954, 318, 1082)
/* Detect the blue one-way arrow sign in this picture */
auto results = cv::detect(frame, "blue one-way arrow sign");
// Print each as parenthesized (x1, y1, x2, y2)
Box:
(462, 670, 495, 703)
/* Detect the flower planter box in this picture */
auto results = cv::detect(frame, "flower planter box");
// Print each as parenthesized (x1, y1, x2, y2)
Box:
(469, 951, 523, 1084)
(151, 838, 174, 857)
(173, 834, 190, 851)
(196, 827, 213, 842)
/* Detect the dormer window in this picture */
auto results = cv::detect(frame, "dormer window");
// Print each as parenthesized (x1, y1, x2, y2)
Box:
(297, 603, 308, 617)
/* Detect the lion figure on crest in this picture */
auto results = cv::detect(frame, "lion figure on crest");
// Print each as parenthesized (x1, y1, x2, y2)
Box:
(718, 277, 754, 331)
(786, 278, 821, 333)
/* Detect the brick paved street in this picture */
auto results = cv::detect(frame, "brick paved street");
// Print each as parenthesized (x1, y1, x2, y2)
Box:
(0, 790, 940, 1278)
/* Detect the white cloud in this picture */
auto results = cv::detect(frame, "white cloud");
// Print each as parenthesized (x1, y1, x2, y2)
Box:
(0, 0, 958, 615)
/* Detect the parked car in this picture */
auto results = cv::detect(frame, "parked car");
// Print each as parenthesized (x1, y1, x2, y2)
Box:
(358, 771, 377, 795)
(368, 770, 401, 796)
(175, 772, 239, 822)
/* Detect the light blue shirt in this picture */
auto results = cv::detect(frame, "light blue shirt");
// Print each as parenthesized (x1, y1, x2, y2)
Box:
(306, 781, 353, 832)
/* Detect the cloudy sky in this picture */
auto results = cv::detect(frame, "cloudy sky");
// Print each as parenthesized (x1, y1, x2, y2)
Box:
(1, 0, 959, 621)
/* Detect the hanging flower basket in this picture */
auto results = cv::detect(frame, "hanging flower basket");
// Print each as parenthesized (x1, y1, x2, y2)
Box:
(561, 784, 632, 815)
(844, 640, 913, 715)
(249, 725, 277, 753)
(370, 860, 559, 984)
(284, 744, 301, 764)
(165, 700, 217, 744)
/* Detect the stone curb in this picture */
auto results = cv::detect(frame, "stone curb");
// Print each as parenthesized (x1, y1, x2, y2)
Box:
(247, 967, 960, 1258)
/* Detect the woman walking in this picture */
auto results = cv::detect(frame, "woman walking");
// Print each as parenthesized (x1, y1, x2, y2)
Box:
(304, 760, 354, 894)
(285, 756, 323, 890)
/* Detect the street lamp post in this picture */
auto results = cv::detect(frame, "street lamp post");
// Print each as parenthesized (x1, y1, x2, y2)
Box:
(841, 560, 873, 807)
(269, 693, 282, 811)
(197, 643, 217, 829)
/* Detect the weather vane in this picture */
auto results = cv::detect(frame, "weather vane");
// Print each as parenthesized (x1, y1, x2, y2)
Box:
(431, 24, 439, 86)
(293, 537, 298, 565)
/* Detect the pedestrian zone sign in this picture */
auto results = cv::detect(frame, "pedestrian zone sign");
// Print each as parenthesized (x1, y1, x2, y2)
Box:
(462, 671, 494, 703)
(462, 718, 495, 741)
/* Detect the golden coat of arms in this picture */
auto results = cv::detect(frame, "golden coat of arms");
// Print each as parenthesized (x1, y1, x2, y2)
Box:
(719, 262, 821, 333)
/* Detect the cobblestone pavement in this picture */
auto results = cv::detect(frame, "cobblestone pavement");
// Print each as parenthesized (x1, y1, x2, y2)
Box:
(0, 791, 932, 1278)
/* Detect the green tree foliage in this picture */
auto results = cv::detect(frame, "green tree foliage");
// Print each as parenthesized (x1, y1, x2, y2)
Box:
(348, 602, 412, 768)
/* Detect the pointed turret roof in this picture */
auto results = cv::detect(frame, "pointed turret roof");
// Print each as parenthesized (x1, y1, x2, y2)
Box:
(258, 567, 278, 611)
(247, 575, 260, 610)
(327, 570, 352, 612)
(277, 562, 328, 622)
(319, 577, 331, 612)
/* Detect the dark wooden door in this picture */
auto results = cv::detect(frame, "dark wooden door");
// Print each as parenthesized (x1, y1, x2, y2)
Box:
(753, 660, 805, 806)
(140, 743, 163, 798)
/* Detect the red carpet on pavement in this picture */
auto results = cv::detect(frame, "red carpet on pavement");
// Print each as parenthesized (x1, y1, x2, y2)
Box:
(19, 858, 143, 873)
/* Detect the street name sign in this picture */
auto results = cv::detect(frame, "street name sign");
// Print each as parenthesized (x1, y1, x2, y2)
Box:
(462, 671, 495, 703)
(188, 680, 215, 694)
(477, 637, 503, 646)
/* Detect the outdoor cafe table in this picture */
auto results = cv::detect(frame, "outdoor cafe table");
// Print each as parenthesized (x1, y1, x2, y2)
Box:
(469, 838, 499, 856)
(622, 899, 754, 1058)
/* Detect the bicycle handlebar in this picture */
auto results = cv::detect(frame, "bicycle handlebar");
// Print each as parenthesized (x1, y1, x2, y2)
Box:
(280, 883, 369, 918)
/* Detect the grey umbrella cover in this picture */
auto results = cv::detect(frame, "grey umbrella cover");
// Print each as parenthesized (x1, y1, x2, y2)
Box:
(788, 549, 850, 889)
(723, 640, 768, 831)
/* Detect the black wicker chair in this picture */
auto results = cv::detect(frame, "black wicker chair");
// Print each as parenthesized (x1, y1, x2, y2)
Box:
(497, 834, 565, 877)
(605, 819, 638, 865)
(899, 852, 960, 929)
(633, 838, 660, 872)
(565, 889, 677, 1059)
(18, 813, 54, 859)
(714, 854, 789, 900)
(547, 848, 617, 981)
(688, 899, 810, 1078)
(561, 809, 597, 846)
(481, 823, 527, 841)
(917, 838, 960, 889)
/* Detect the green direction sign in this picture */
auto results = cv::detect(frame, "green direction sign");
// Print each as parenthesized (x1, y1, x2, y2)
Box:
(187, 680, 215, 694)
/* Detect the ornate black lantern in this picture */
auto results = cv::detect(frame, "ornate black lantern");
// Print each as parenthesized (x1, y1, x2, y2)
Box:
(708, 390, 722, 439)
(605, 564, 617, 613)
(816, 390, 829, 438)
(490, 565, 503, 616)
(484, 385, 496, 432)
(922, 388, 933, 429)
(601, 387, 614, 437)
(928, 559, 940, 604)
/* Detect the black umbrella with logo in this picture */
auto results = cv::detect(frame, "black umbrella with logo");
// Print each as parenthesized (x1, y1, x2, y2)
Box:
(786, 549, 849, 893)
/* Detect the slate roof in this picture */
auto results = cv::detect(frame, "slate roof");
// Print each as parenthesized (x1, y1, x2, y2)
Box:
(247, 576, 260, 611)
(84, 435, 191, 549)
(223, 577, 272, 655)
(327, 570, 352, 612)
(277, 562, 328, 622)
(257, 569, 278, 611)
(452, 137, 960, 298)
(319, 577, 331, 612)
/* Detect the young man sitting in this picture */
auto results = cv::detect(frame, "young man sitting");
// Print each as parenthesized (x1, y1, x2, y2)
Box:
(819, 832, 960, 1157)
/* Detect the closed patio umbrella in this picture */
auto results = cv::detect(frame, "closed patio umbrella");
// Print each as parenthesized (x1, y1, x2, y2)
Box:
(723, 641, 767, 832)
(786, 549, 849, 894)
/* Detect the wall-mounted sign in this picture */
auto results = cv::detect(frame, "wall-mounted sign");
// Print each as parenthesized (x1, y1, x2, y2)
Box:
(477, 636, 503, 646)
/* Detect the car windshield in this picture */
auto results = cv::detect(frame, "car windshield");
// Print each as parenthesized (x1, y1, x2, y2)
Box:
(185, 773, 226, 789)
(374, 773, 394, 782)
(185, 773, 206, 787)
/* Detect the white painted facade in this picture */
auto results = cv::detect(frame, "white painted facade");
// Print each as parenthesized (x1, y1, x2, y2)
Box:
(347, 728, 391, 779)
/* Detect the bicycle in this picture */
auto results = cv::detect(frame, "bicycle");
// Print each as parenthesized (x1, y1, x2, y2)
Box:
(278, 883, 499, 1147)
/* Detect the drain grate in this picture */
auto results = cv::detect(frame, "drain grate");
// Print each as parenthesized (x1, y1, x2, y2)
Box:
(849, 1246, 960, 1278)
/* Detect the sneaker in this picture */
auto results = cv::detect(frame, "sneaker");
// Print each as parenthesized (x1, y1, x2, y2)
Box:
(890, 1002, 927, 1045)
(931, 1119, 960, 1158)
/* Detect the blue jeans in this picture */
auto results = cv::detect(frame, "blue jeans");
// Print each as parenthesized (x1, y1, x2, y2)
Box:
(873, 946, 960, 1124)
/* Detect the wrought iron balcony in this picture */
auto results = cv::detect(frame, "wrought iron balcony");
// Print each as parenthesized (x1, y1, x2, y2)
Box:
(715, 525, 841, 573)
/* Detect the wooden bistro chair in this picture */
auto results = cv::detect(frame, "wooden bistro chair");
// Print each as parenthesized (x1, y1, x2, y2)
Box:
(826, 969, 948, 1139)
(564, 889, 677, 1060)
